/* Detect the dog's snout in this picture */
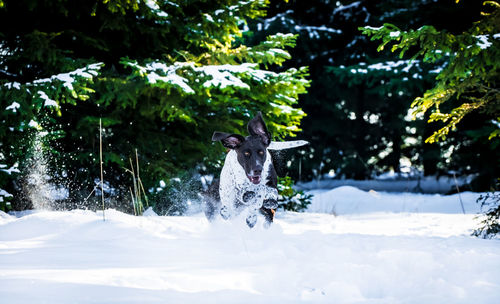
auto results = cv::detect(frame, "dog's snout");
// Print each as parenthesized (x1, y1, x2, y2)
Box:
(252, 163, 263, 176)
(248, 166, 263, 185)
(252, 169, 262, 176)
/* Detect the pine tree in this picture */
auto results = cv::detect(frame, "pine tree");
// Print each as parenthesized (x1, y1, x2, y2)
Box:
(361, 1, 499, 143)
(0, 0, 309, 212)
(360, 0, 499, 188)
(249, 0, 496, 186)
(248, 0, 446, 179)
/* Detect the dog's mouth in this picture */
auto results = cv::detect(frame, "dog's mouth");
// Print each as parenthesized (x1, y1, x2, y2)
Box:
(247, 175, 261, 184)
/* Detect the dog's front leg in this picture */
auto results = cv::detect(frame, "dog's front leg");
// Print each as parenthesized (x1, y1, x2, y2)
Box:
(263, 187, 278, 209)
(260, 186, 278, 226)
(242, 185, 278, 228)
(240, 188, 259, 228)
(219, 188, 237, 220)
(245, 207, 258, 228)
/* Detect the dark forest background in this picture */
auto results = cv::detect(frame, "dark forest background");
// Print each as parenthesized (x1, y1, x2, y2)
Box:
(0, 0, 498, 214)
(250, 0, 498, 189)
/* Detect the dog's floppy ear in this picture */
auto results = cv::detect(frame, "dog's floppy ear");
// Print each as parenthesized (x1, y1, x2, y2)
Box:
(247, 112, 271, 146)
(212, 132, 245, 149)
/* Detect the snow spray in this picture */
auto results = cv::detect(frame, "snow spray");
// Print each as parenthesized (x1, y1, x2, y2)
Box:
(25, 131, 54, 210)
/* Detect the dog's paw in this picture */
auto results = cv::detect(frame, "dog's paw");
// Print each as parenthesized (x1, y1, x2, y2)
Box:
(220, 205, 231, 220)
(263, 218, 272, 229)
(246, 213, 257, 228)
(242, 191, 256, 203)
(263, 199, 278, 209)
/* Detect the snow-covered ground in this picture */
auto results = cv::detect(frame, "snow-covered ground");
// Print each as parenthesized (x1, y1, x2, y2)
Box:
(1, 186, 499, 303)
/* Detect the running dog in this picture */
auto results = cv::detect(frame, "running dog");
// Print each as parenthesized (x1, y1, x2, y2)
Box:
(204, 112, 278, 228)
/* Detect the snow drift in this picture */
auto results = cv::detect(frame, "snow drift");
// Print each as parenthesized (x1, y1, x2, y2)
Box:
(308, 186, 482, 215)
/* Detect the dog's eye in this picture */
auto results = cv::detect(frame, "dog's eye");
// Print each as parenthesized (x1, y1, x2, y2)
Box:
(258, 150, 264, 155)
(244, 151, 250, 157)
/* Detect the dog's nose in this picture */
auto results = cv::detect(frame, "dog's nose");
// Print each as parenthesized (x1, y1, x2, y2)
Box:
(252, 169, 262, 176)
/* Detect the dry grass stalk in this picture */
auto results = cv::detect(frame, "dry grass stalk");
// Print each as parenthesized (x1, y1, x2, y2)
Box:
(125, 149, 148, 215)
(99, 119, 105, 221)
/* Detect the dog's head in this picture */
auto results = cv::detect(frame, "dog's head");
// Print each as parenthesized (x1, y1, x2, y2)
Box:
(213, 112, 271, 185)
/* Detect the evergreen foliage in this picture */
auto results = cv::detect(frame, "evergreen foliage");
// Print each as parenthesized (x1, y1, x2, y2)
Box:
(277, 176, 312, 212)
(247, 0, 453, 180)
(0, 0, 309, 212)
(250, 0, 497, 189)
(360, 1, 499, 144)
(361, 0, 499, 229)
(473, 180, 500, 238)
